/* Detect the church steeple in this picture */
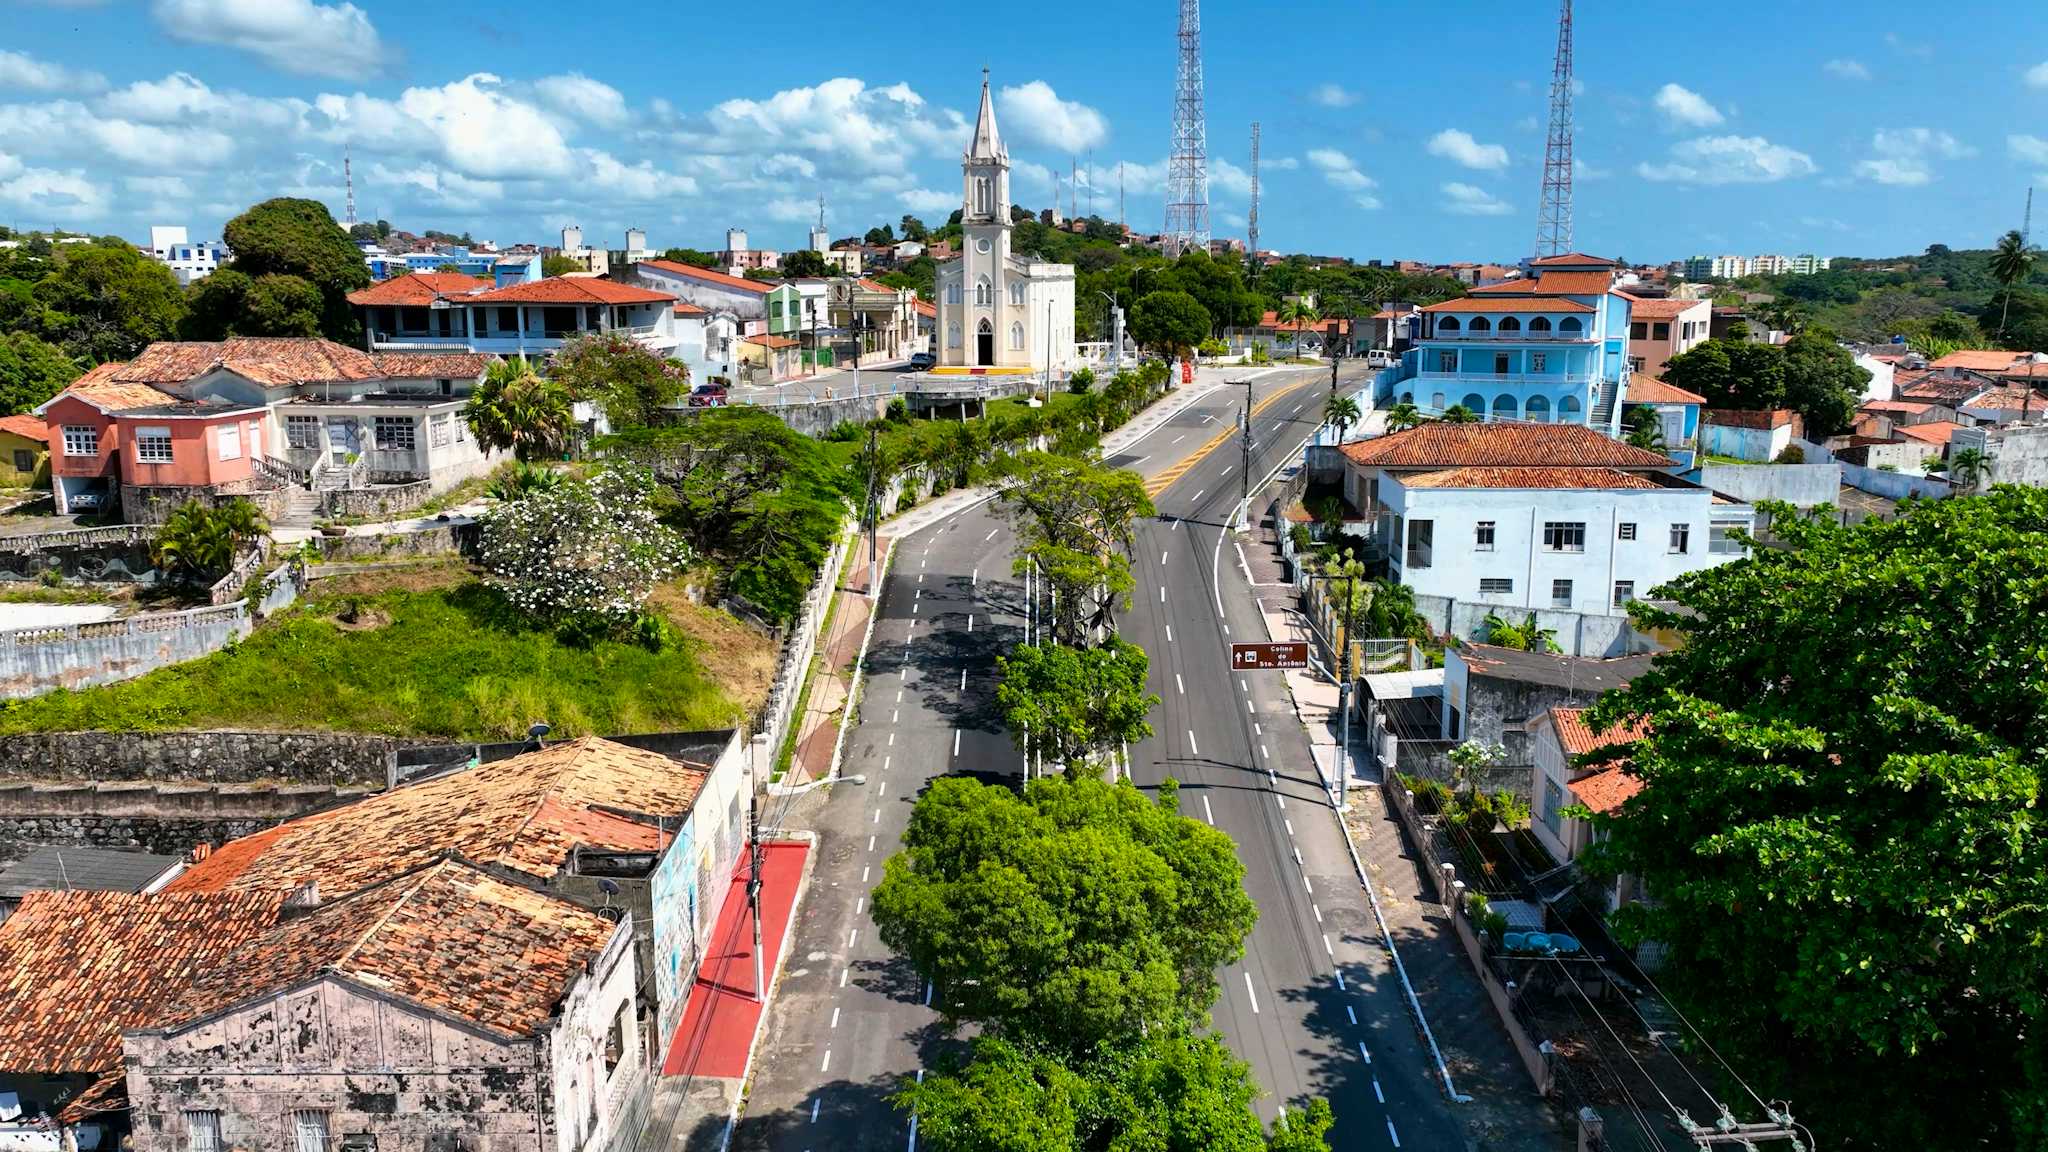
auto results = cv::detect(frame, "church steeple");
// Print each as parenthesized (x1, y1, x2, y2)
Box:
(969, 67, 1005, 161)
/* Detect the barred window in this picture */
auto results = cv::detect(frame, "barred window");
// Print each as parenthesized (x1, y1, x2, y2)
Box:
(185, 1110, 221, 1152)
(62, 425, 98, 457)
(431, 415, 452, 448)
(373, 416, 415, 452)
(286, 415, 320, 450)
(1478, 577, 1513, 595)
(136, 427, 173, 464)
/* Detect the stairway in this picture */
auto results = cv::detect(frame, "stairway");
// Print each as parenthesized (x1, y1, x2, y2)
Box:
(1591, 375, 1618, 430)
(275, 487, 323, 531)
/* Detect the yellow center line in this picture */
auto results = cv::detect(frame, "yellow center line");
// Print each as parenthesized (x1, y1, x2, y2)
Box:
(1143, 376, 1317, 499)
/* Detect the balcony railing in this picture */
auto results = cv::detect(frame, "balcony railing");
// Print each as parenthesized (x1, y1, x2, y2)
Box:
(1414, 370, 1594, 387)
(1421, 329, 1593, 343)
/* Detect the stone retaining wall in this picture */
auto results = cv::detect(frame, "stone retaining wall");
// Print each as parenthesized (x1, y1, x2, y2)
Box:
(0, 779, 371, 864)
(322, 479, 436, 519)
(0, 729, 400, 785)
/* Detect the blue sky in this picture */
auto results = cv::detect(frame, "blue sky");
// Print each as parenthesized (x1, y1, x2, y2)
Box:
(4, 0, 2048, 263)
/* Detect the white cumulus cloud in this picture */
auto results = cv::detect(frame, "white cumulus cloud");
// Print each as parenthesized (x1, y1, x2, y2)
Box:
(1823, 58, 1870, 80)
(2027, 61, 2048, 88)
(533, 74, 627, 128)
(1637, 135, 1817, 184)
(1653, 82, 1724, 129)
(902, 187, 957, 214)
(1426, 129, 1508, 171)
(1442, 182, 1511, 216)
(1310, 83, 1357, 108)
(1853, 128, 1972, 186)
(1306, 147, 1375, 192)
(0, 50, 106, 93)
(997, 80, 1107, 153)
(313, 73, 573, 178)
(152, 0, 385, 80)
(0, 150, 105, 218)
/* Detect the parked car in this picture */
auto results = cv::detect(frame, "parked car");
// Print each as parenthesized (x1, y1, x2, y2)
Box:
(1366, 349, 1395, 368)
(909, 351, 936, 369)
(688, 382, 728, 408)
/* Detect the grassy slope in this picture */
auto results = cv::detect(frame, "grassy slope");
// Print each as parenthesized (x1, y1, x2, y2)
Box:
(0, 567, 766, 740)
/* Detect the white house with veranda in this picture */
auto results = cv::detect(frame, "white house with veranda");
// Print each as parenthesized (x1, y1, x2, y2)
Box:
(932, 70, 1077, 373)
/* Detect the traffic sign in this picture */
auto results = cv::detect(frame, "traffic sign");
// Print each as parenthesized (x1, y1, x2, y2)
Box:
(1231, 641, 1309, 670)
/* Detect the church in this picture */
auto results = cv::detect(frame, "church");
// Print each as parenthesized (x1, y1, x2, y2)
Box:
(933, 71, 1078, 373)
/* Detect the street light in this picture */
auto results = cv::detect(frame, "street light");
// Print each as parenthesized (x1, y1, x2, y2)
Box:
(1096, 290, 1124, 374)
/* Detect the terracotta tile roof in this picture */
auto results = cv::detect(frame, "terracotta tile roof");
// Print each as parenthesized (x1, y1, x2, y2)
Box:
(1624, 376, 1707, 405)
(1929, 349, 2028, 372)
(1625, 297, 1705, 319)
(1420, 296, 1593, 314)
(468, 276, 674, 306)
(1257, 312, 1353, 334)
(1548, 706, 1651, 758)
(1859, 399, 1936, 415)
(1471, 271, 1615, 295)
(1395, 466, 1664, 490)
(345, 271, 494, 306)
(1895, 420, 1964, 445)
(370, 352, 495, 380)
(857, 277, 896, 294)
(168, 737, 709, 898)
(1340, 423, 1676, 469)
(1897, 371, 1988, 403)
(0, 889, 281, 1074)
(674, 301, 707, 316)
(1961, 384, 2048, 411)
(108, 338, 383, 389)
(164, 860, 616, 1040)
(1459, 644, 1657, 691)
(1530, 252, 1618, 267)
(637, 259, 771, 295)
(1569, 765, 1643, 815)
(42, 364, 171, 414)
(0, 413, 49, 442)
(913, 299, 936, 318)
(746, 333, 799, 349)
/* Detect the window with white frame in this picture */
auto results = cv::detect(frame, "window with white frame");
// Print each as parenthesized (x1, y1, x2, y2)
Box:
(1474, 520, 1495, 551)
(1708, 524, 1745, 554)
(286, 415, 320, 450)
(1613, 580, 1635, 606)
(217, 423, 240, 460)
(975, 276, 992, 307)
(945, 282, 961, 305)
(1541, 777, 1564, 836)
(1010, 280, 1025, 306)
(1009, 322, 1024, 350)
(247, 421, 261, 458)
(62, 425, 97, 457)
(373, 416, 415, 452)
(1542, 521, 1586, 552)
(1668, 522, 1690, 554)
(1479, 577, 1513, 595)
(1617, 521, 1637, 541)
(431, 414, 452, 448)
(135, 427, 173, 464)
(185, 1110, 221, 1152)
(1552, 578, 1573, 606)
(291, 1110, 328, 1152)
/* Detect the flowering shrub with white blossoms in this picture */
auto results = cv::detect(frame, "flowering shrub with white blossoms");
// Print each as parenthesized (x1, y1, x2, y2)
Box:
(478, 466, 691, 638)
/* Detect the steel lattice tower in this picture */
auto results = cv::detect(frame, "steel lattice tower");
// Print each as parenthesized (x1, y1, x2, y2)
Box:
(1163, 0, 1209, 258)
(343, 145, 357, 228)
(1247, 122, 1261, 262)
(1534, 0, 1574, 257)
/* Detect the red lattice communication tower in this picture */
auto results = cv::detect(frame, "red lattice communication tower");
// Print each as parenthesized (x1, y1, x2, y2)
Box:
(1534, 0, 1574, 258)
(1163, 0, 1209, 258)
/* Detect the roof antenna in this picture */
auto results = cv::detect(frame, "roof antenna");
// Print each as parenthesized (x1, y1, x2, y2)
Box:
(525, 721, 552, 752)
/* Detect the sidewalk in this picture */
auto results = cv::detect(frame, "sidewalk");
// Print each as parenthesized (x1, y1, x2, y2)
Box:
(782, 536, 887, 790)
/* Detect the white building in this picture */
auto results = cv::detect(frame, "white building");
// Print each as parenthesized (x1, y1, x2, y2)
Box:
(147, 225, 228, 285)
(1786, 253, 1831, 274)
(933, 71, 1077, 372)
(1681, 254, 1750, 279)
(556, 225, 610, 276)
(1340, 422, 1752, 616)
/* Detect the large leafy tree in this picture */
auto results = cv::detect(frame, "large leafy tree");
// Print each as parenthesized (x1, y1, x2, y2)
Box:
(1661, 337, 1789, 411)
(779, 248, 830, 278)
(871, 774, 1257, 1054)
(219, 198, 371, 341)
(546, 332, 689, 428)
(997, 452, 1153, 644)
(32, 242, 186, 362)
(477, 466, 690, 639)
(464, 356, 576, 462)
(995, 637, 1159, 773)
(1584, 491, 2048, 1148)
(1778, 331, 1870, 437)
(0, 331, 80, 414)
(1129, 290, 1211, 356)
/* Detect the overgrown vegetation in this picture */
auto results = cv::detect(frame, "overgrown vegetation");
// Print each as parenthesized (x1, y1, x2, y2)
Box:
(151, 499, 266, 584)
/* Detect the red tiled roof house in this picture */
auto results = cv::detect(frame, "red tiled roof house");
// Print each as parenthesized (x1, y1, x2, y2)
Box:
(1527, 705, 1652, 908)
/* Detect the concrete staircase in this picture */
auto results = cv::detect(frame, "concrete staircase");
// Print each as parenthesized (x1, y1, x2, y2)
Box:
(275, 487, 323, 531)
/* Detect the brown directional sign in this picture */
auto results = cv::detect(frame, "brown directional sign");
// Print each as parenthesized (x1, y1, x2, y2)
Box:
(1231, 641, 1310, 670)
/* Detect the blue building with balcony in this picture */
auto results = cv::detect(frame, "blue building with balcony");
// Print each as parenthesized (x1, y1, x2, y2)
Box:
(1375, 253, 1633, 437)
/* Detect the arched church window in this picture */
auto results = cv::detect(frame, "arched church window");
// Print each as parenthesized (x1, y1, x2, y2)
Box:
(1010, 280, 1025, 305)
(945, 282, 961, 305)
(1010, 322, 1025, 350)
(976, 276, 993, 307)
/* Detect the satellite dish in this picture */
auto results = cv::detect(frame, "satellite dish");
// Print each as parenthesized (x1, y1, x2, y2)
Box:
(597, 878, 621, 896)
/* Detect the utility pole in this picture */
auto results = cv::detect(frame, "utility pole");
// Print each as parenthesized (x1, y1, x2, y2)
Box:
(1334, 558, 1364, 810)
(1247, 122, 1261, 276)
(1239, 378, 1254, 513)
(747, 790, 766, 1002)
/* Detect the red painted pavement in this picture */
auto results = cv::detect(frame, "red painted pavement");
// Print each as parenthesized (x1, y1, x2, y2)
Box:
(661, 841, 810, 1078)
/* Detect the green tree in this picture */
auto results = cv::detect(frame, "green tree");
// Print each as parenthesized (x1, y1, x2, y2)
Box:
(151, 499, 265, 582)
(541, 254, 582, 278)
(1323, 393, 1360, 441)
(477, 466, 690, 642)
(1946, 445, 1990, 488)
(1129, 290, 1211, 356)
(995, 637, 1159, 774)
(870, 773, 1258, 1054)
(464, 356, 576, 462)
(0, 331, 79, 414)
(1439, 403, 1480, 424)
(181, 268, 253, 340)
(900, 214, 929, 242)
(1990, 228, 2037, 339)
(546, 332, 689, 428)
(374, 219, 392, 240)
(1661, 338, 1788, 411)
(997, 452, 1154, 644)
(347, 222, 379, 243)
(219, 198, 371, 341)
(865, 224, 896, 245)
(658, 248, 719, 268)
(241, 274, 325, 336)
(1383, 400, 1423, 432)
(1986, 288, 2048, 353)
(1278, 299, 1323, 351)
(779, 248, 829, 278)
(1624, 405, 1667, 452)
(1480, 612, 1560, 653)
(1583, 490, 2048, 1148)
(32, 244, 186, 362)
(1779, 331, 1870, 437)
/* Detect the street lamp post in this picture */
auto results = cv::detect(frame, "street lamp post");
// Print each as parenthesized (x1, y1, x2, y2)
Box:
(1096, 290, 1124, 375)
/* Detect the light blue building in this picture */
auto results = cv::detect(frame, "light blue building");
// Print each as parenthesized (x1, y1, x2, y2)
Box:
(365, 247, 501, 280)
(1376, 253, 1633, 438)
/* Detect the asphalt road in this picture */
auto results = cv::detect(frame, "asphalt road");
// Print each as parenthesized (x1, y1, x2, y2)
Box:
(736, 364, 1464, 1152)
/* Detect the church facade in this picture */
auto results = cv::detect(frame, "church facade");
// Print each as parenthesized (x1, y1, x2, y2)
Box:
(933, 71, 1077, 372)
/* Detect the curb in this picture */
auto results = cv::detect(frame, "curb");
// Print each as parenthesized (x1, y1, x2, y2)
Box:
(719, 830, 820, 1152)
(823, 538, 897, 786)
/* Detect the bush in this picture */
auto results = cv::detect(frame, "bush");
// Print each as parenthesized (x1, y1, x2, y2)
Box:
(152, 500, 266, 583)
(477, 467, 690, 644)
(1288, 523, 1312, 556)
(1067, 366, 1096, 393)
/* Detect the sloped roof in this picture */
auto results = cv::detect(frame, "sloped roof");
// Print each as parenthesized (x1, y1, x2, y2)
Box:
(1529, 252, 1618, 267)
(371, 352, 496, 380)
(637, 259, 771, 295)
(108, 338, 384, 389)
(1471, 270, 1616, 295)
(1258, 311, 1353, 333)
(1547, 706, 1652, 758)
(162, 859, 615, 1040)
(1456, 643, 1657, 691)
(913, 299, 936, 318)
(345, 271, 494, 306)
(1420, 297, 1593, 314)
(0, 413, 49, 443)
(467, 276, 674, 305)
(168, 736, 708, 899)
(1625, 297, 1706, 319)
(1860, 399, 1936, 415)
(674, 301, 707, 316)
(1569, 766, 1644, 815)
(1624, 376, 1707, 405)
(1895, 420, 1964, 445)
(1929, 349, 2028, 372)
(0, 846, 176, 900)
(746, 333, 799, 349)
(0, 889, 281, 1073)
(1340, 422, 1676, 470)
(40, 362, 171, 415)
(1396, 466, 1664, 490)
(1961, 384, 2048, 411)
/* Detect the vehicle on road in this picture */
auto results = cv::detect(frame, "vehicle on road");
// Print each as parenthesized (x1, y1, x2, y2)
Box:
(687, 382, 728, 407)
(1366, 349, 1395, 368)
(908, 351, 936, 369)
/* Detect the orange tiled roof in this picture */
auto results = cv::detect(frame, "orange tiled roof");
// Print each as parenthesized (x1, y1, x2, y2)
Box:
(1395, 466, 1664, 490)
(371, 352, 495, 380)
(109, 338, 383, 389)
(1895, 420, 1964, 445)
(1569, 765, 1643, 815)
(674, 301, 707, 316)
(45, 363, 171, 414)
(0, 889, 281, 1074)
(1529, 252, 1618, 267)
(1420, 296, 1593, 314)
(1258, 312, 1353, 334)
(168, 737, 708, 898)
(913, 299, 937, 318)
(1961, 384, 2048, 411)
(1625, 297, 1705, 319)
(468, 276, 675, 305)
(0, 413, 49, 442)
(1929, 349, 2027, 372)
(1470, 270, 1616, 296)
(1624, 376, 1707, 405)
(637, 259, 771, 295)
(747, 333, 799, 349)
(1860, 399, 1936, 415)
(1340, 423, 1676, 469)
(345, 271, 493, 306)
(1548, 706, 1652, 758)
(163, 860, 615, 1040)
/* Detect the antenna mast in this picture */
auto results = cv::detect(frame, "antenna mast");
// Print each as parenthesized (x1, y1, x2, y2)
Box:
(1071, 156, 1078, 222)
(817, 192, 826, 233)
(1534, 0, 1574, 257)
(2025, 186, 2035, 248)
(1163, 0, 1210, 258)
(343, 145, 357, 228)
(1248, 122, 1261, 264)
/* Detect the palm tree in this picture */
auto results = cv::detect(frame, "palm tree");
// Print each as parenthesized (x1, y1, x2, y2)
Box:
(1992, 229, 2037, 340)
(1440, 404, 1480, 424)
(466, 356, 575, 462)
(1324, 394, 1361, 442)
(1279, 299, 1323, 355)
(1947, 445, 1990, 490)
(1482, 611, 1561, 654)
(153, 499, 266, 583)
(1384, 401, 1424, 432)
